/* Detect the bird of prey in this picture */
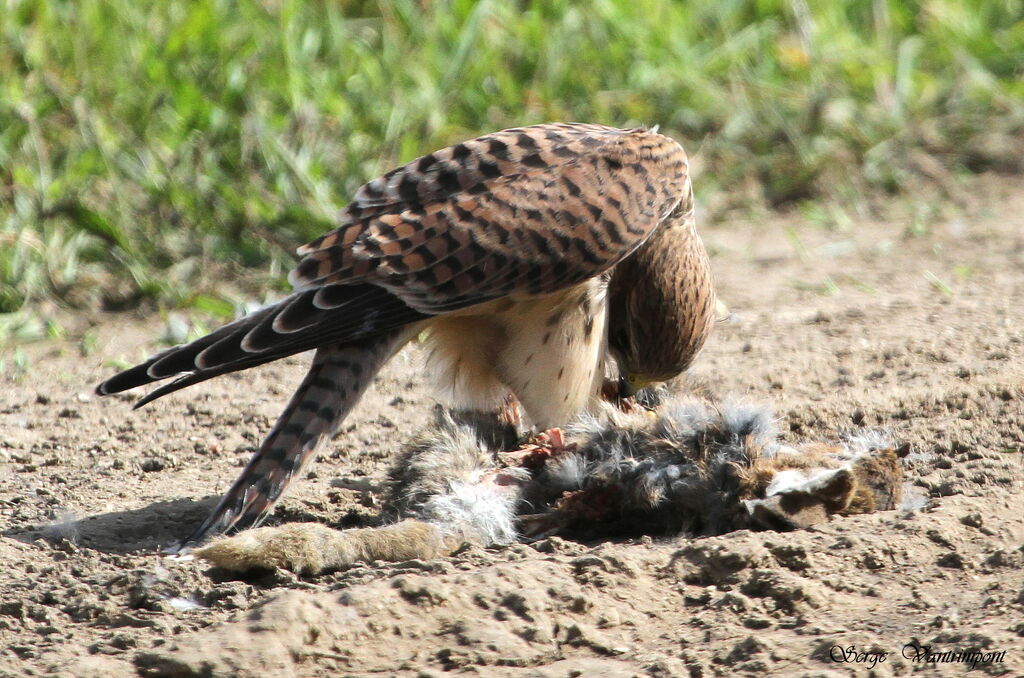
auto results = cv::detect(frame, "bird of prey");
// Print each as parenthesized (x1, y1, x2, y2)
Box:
(96, 123, 716, 547)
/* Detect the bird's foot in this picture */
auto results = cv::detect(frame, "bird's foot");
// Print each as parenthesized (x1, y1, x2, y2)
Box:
(497, 393, 523, 429)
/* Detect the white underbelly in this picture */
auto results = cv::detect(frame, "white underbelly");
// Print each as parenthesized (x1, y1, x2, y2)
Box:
(422, 279, 609, 428)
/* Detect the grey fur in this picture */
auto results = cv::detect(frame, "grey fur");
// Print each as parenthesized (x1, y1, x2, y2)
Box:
(386, 395, 904, 544)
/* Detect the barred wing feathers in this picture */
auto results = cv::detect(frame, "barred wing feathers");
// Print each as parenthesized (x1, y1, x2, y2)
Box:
(97, 123, 689, 407)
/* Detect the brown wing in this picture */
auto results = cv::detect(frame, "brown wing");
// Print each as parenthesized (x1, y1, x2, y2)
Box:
(96, 124, 690, 406)
(290, 123, 690, 314)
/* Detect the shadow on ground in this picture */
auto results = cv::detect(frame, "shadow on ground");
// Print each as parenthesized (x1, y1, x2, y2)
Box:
(3, 497, 216, 553)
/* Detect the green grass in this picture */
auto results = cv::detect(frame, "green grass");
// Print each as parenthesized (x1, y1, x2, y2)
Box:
(1, 0, 1022, 342)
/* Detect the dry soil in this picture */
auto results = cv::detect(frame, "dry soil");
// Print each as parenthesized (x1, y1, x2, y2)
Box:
(1, 176, 1022, 677)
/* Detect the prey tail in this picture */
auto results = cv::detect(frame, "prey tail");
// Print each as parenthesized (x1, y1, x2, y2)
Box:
(178, 329, 414, 549)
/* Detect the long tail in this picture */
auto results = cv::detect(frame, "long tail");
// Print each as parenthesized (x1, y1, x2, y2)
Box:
(95, 283, 426, 408)
(179, 329, 415, 548)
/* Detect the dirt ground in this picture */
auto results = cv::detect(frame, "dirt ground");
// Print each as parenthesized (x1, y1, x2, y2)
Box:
(1, 175, 1022, 677)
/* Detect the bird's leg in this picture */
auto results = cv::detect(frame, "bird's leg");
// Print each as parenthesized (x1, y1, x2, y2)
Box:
(178, 329, 414, 550)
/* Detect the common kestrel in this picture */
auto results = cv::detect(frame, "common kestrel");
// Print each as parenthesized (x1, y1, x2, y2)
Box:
(96, 123, 715, 546)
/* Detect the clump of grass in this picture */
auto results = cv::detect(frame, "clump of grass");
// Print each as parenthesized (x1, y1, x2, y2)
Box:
(1, 0, 1021, 338)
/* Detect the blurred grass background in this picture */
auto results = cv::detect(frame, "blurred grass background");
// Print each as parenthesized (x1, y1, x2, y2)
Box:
(1, 0, 1022, 343)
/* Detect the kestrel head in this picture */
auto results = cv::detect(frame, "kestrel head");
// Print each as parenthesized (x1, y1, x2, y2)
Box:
(606, 197, 715, 396)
